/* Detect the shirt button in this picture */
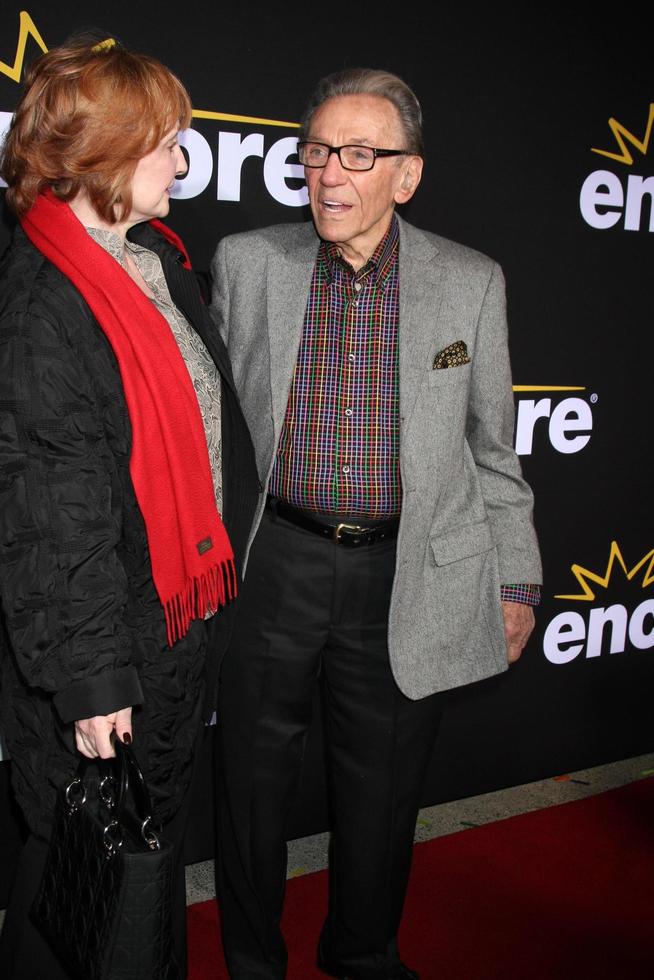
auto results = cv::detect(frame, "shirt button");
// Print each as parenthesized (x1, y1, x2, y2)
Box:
(342, 464, 350, 474)
(348, 352, 355, 362)
(344, 408, 353, 418)
(354, 281, 362, 292)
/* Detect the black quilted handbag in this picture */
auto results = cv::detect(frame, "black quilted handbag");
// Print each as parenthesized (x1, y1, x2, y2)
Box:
(30, 736, 177, 980)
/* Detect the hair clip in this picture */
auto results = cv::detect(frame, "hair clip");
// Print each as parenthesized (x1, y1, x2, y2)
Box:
(91, 38, 116, 53)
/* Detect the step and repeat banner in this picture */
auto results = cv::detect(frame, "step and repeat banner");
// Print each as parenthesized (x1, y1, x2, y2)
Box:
(0, 4, 652, 876)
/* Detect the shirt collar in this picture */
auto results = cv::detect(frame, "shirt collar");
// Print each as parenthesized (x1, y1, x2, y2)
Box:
(319, 212, 399, 289)
(85, 226, 125, 265)
(85, 226, 149, 266)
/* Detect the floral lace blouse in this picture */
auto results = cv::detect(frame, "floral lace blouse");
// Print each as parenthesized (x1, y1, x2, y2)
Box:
(86, 227, 223, 515)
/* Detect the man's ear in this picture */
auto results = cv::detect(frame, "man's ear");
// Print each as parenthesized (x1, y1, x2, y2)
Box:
(394, 155, 423, 204)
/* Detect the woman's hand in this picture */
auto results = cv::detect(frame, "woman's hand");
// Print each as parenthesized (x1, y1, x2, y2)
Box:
(74, 706, 133, 758)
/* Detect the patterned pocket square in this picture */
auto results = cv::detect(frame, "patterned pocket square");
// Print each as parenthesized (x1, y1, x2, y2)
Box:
(433, 340, 471, 369)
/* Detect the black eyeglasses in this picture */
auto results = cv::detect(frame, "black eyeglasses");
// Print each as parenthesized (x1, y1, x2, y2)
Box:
(297, 141, 410, 172)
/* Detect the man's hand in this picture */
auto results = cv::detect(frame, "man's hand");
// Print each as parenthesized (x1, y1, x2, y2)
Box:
(501, 601, 535, 664)
(74, 706, 133, 759)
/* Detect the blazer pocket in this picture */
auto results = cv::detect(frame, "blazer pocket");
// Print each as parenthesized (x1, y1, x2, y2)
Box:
(427, 361, 472, 388)
(429, 521, 494, 565)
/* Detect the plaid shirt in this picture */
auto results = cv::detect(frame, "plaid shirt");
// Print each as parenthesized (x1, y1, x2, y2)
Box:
(268, 215, 539, 606)
(269, 216, 400, 518)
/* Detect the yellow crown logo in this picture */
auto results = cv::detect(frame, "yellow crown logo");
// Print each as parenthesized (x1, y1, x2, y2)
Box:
(0, 11, 47, 82)
(0, 10, 298, 130)
(555, 541, 654, 601)
(591, 105, 654, 166)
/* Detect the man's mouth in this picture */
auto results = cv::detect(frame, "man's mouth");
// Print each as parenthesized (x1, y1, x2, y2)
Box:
(320, 199, 350, 212)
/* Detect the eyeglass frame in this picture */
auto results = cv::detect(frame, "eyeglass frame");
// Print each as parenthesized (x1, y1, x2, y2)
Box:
(297, 140, 411, 172)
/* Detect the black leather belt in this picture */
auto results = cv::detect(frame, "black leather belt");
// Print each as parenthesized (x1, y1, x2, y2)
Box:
(266, 496, 399, 547)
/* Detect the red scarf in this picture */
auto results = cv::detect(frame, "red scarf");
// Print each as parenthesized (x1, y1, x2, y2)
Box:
(21, 192, 236, 646)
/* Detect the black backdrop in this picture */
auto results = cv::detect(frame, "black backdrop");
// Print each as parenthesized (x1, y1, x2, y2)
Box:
(1, 4, 652, 899)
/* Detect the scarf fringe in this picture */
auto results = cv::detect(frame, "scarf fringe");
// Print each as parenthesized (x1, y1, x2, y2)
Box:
(164, 559, 237, 647)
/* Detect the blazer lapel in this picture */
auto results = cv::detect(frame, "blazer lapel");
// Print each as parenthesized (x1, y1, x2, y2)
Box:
(260, 218, 452, 455)
(266, 231, 317, 440)
(397, 216, 445, 425)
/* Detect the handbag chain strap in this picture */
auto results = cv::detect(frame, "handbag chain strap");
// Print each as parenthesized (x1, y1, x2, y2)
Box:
(61, 736, 162, 854)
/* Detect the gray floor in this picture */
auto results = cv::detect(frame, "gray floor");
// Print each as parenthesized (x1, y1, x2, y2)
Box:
(184, 750, 654, 906)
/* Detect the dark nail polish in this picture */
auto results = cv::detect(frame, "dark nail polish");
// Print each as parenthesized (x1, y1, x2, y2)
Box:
(122, 731, 132, 744)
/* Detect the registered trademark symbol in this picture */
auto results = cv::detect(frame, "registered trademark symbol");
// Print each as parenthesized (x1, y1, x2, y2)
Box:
(590, 393, 598, 404)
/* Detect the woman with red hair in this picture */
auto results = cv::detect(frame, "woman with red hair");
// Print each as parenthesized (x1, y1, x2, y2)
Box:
(0, 34, 257, 979)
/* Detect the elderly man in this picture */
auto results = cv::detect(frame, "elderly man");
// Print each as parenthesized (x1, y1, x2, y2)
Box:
(210, 68, 541, 980)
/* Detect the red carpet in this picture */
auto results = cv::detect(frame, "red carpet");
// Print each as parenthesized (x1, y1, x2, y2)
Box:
(188, 777, 654, 979)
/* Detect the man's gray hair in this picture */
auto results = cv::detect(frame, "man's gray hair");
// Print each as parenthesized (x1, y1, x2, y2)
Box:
(299, 67, 424, 157)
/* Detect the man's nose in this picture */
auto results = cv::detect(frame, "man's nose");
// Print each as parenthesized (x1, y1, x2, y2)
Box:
(319, 149, 347, 182)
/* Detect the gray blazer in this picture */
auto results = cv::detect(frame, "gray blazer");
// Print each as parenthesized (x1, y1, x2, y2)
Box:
(210, 214, 542, 699)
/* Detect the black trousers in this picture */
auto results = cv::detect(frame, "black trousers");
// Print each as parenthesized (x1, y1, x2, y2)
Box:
(0, 723, 205, 980)
(216, 508, 446, 980)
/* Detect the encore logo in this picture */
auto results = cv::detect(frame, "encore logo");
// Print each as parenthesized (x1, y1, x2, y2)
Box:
(513, 385, 595, 456)
(0, 11, 307, 208)
(543, 542, 654, 665)
(579, 104, 654, 232)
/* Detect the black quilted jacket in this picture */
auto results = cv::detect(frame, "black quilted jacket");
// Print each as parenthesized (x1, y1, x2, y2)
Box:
(0, 219, 259, 837)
